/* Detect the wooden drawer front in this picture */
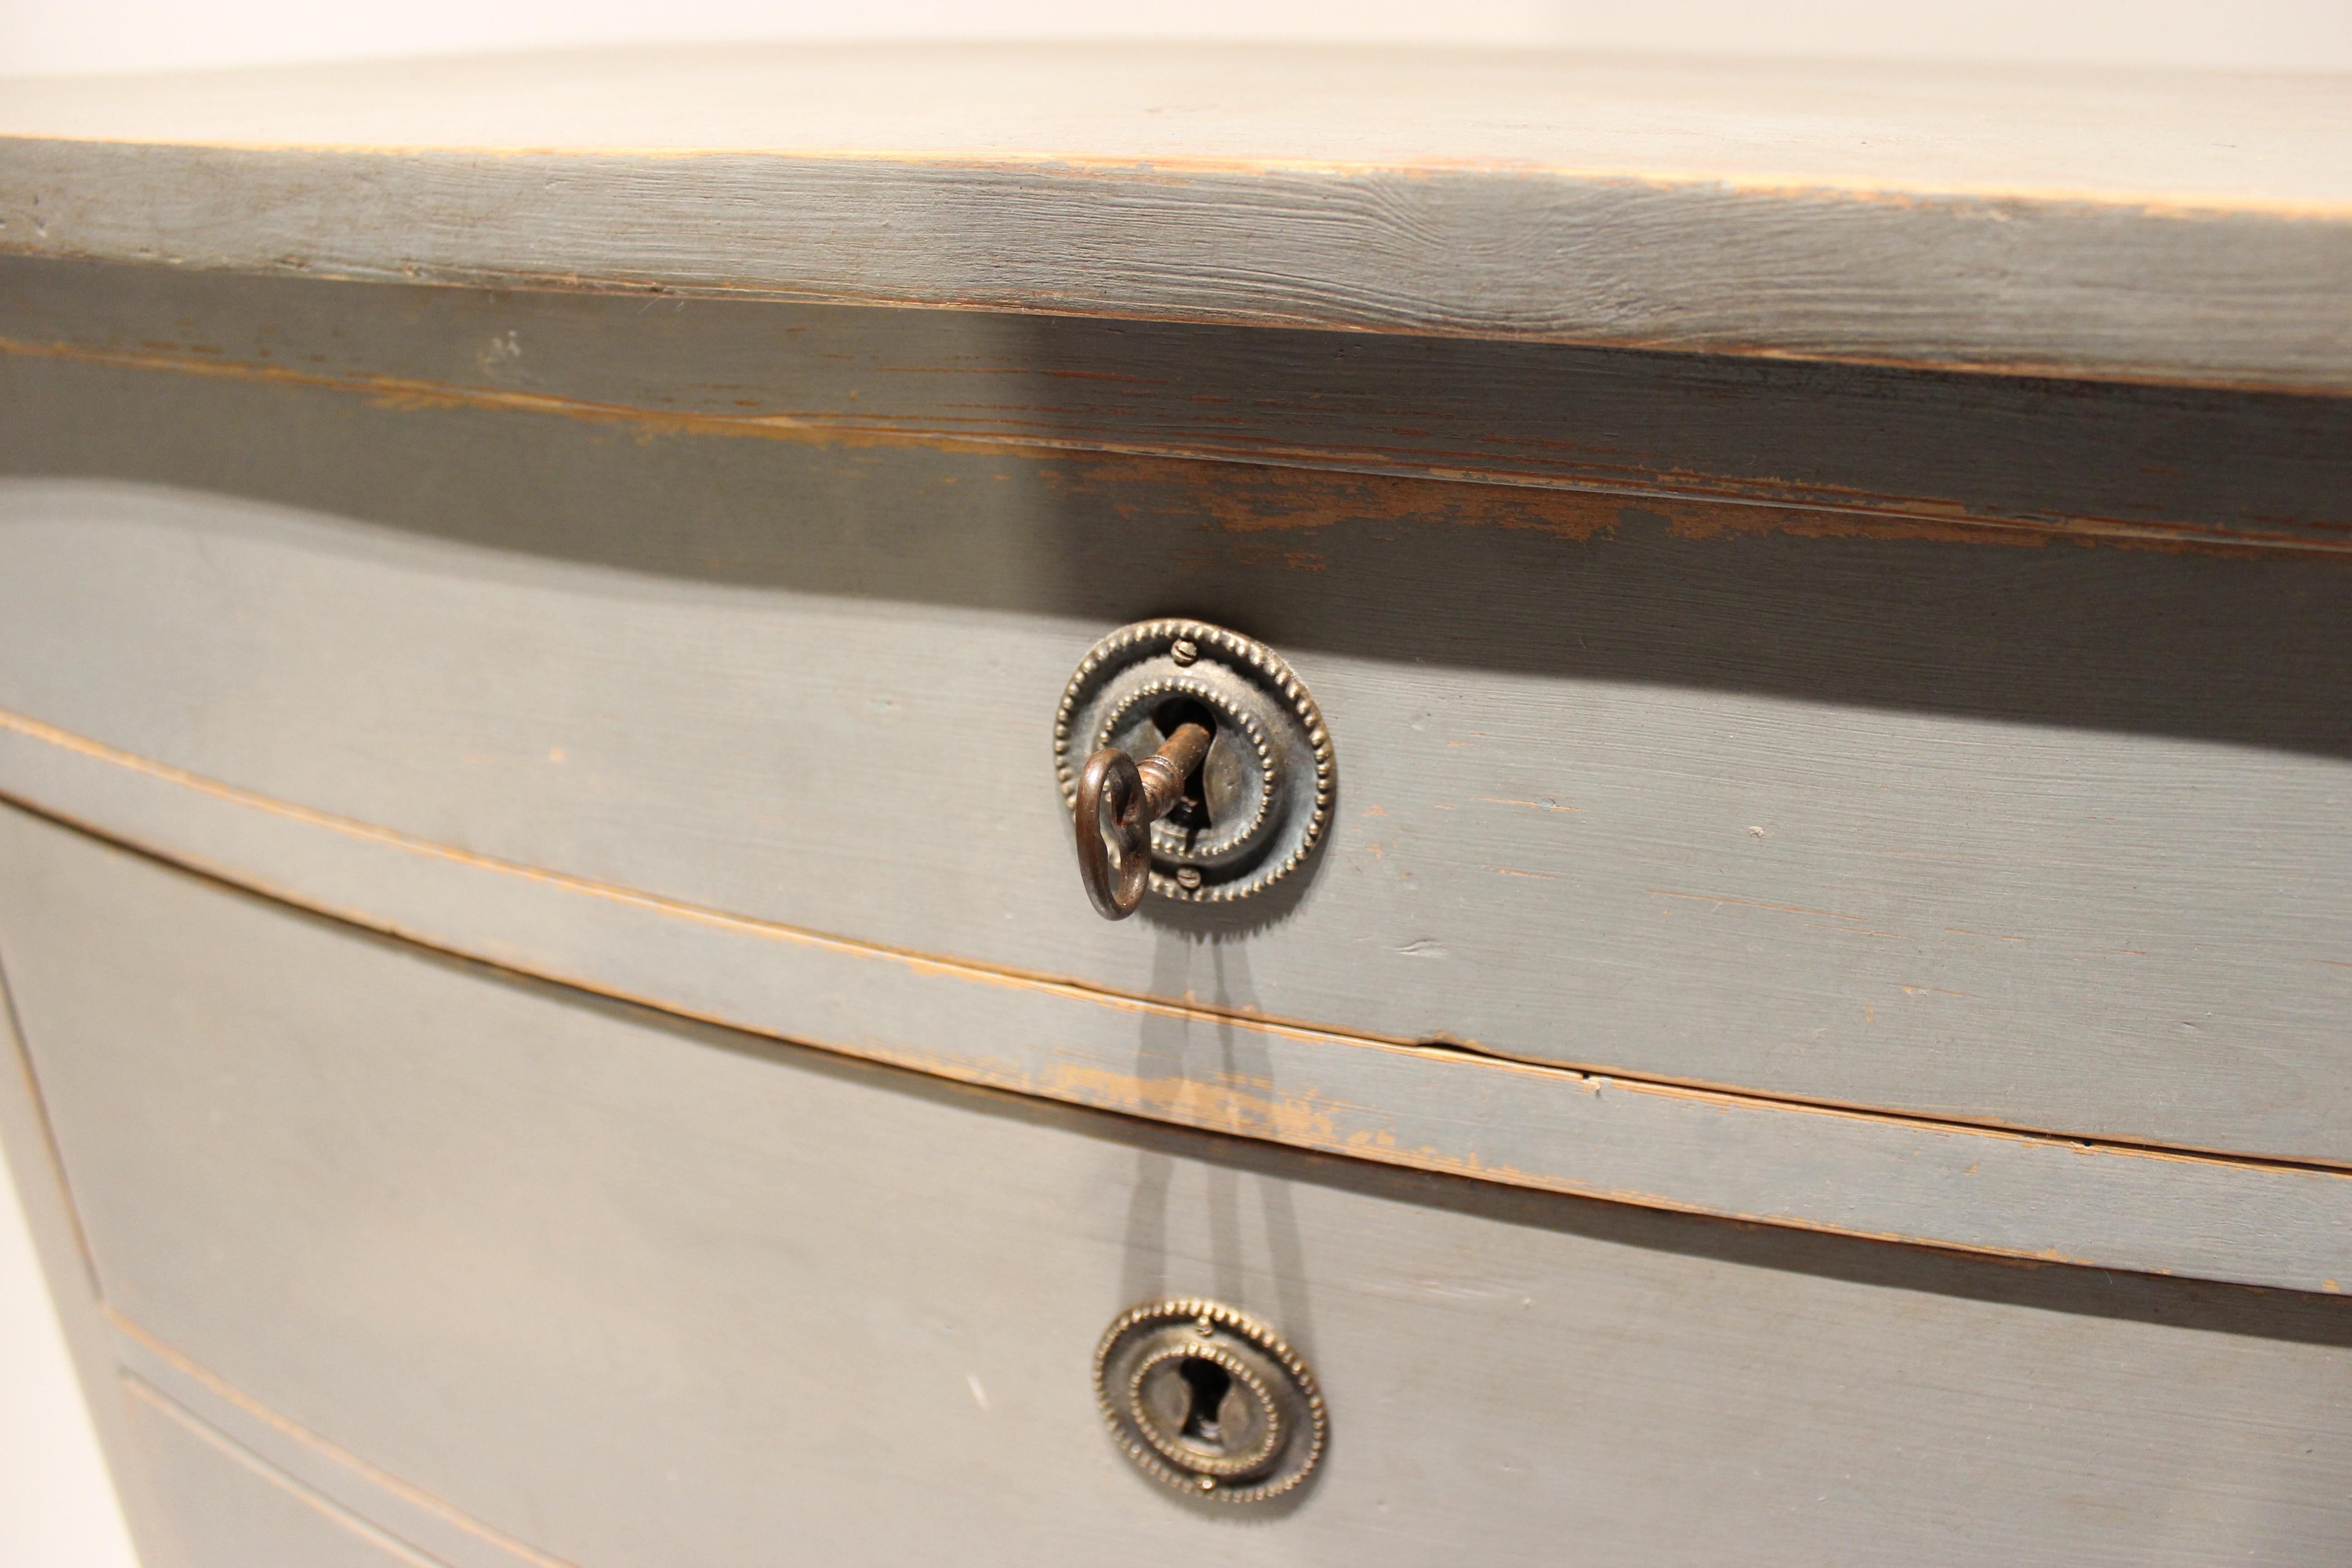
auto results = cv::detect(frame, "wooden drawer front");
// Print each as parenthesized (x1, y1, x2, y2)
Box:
(3, 807, 2348, 1567)
(4, 308, 2352, 1166)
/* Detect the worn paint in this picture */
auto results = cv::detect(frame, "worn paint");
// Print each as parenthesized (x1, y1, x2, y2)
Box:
(0, 322, 2345, 559)
(0, 698, 2325, 1171)
(5, 703, 2352, 1306)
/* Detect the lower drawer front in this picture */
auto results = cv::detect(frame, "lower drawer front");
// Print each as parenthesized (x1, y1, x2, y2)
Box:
(3, 805, 2347, 1567)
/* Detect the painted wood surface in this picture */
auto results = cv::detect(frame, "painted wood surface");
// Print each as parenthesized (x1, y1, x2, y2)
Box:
(5, 738, 2348, 1296)
(4, 353, 2350, 1164)
(0, 987, 176, 1561)
(8, 255, 2351, 553)
(4, 48, 2351, 390)
(5, 69, 2347, 1563)
(124, 1381, 442, 1568)
(0, 864, 180, 1568)
(1, 808, 2345, 1566)
(113, 1330, 554, 1568)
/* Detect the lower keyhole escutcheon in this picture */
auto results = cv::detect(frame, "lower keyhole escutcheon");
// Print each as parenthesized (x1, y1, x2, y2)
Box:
(1093, 1297, 1326, 1501)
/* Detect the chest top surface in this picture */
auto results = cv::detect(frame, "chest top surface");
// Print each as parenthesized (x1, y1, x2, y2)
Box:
(3, 45, 2349, 390)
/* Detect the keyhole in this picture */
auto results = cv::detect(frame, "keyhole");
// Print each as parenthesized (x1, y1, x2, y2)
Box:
(1177, 1357, 1232, 1447)
(1152, 699, 1218, 833)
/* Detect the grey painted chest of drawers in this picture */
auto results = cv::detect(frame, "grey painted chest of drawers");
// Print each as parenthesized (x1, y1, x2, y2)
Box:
(2, 44, 2350, 1566)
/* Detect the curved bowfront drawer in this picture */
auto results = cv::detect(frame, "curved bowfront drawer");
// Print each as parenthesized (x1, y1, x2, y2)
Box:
(4, 808, 2348, 1567)
(4, 262, 2352, 1167)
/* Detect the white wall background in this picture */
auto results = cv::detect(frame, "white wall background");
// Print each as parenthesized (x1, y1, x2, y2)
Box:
(5, 0, 2352, 75)
(2, 1140, 134, 1568)
(1, 2, 2347, 1564)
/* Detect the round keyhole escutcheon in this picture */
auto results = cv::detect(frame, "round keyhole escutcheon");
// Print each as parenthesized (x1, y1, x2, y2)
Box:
(1093, 1298, 1326, 1501)
(1056, 620, 1334, 906)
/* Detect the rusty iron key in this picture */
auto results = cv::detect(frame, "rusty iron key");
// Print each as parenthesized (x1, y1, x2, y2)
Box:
(1073, 722, 1211, 919)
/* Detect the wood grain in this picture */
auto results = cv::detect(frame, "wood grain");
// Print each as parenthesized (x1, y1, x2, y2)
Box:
(3, 48, 2349, 390)
(7, 255, 2350, 552)
(3, 806, 2345, 1564)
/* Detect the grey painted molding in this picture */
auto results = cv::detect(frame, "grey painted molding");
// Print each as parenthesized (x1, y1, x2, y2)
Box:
(8, 255, 2351, 552)
(3, 713, 2346, 1297)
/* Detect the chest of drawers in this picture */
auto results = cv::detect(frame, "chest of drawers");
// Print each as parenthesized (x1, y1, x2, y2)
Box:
(2, 45, 2349, 1565)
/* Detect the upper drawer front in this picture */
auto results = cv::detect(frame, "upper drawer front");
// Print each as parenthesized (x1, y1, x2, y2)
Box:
(4, 275, 2350, 1164)
(6, 808, 2348, 1567)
